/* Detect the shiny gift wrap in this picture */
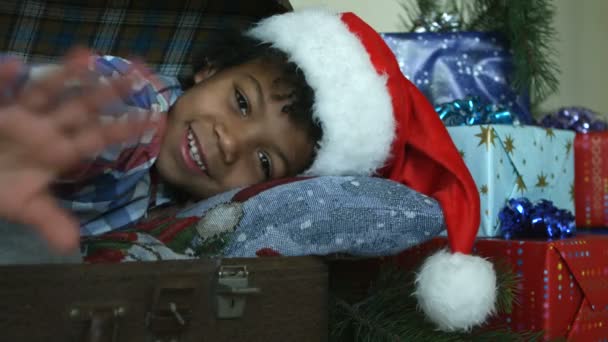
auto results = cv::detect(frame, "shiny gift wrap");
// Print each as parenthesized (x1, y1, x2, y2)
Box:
(381, 32, 533, 124)
(499, 198, 575, 240)
(435, 96, 517, 125)
(447, 125, 575, 237)
(540, 107, 607, 133)
(395, 235, 608, 341)
(574, 132, 608, 228)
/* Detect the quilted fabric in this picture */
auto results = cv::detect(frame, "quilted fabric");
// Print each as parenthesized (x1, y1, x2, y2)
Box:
(219, 176, 446, 257)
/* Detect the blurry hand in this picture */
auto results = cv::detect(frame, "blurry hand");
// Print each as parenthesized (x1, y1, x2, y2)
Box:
(0, 49, 154, 253)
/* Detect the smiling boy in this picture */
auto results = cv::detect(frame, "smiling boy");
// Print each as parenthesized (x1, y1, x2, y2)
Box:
(0, 8, 482, 265)
(29, 29, 323, 238)
(0, 9, 496, 331)
(157, 58, 318, 200)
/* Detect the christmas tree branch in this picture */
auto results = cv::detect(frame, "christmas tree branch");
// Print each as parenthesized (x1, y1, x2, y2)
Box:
(398, 0, 560, 106)
(330, 261, 542, 341)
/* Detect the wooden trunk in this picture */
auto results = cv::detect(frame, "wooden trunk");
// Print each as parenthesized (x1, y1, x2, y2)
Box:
(0, 256, 327, 342)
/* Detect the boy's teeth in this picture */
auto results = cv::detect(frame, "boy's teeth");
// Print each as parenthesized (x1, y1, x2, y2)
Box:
(187, 127, 206, 172)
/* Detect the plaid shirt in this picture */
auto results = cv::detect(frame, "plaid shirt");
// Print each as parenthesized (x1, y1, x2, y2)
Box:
(13, 55, 183, 236)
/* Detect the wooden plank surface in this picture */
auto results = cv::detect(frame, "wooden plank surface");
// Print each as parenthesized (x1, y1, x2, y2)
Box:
(0, 256, 327, 341)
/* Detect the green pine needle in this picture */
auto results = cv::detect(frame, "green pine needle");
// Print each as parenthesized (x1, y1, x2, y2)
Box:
(494, 259, 520, 314)
(398, 0, 437, 28)
(330, 261, 541, 342)
(398, 0, 560, 106)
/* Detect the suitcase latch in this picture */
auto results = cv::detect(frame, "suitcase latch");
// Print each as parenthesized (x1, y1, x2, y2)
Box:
(215, 265, 261, 319)
(68, 304, 126, 342)
(146, 284, 196, 337)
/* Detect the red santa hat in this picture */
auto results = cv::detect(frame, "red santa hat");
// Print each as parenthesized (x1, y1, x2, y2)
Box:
(248, 9, 496, 331)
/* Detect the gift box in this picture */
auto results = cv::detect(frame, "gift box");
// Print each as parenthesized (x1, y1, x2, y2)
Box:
(394, 235, 608, 340)
(381, 32, 533, 124)
(447, 125, 575, 236)
(574, 132, 608, 228)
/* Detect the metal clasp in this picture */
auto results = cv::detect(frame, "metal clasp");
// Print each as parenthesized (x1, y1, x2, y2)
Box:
(68, 304, 126, 342)
(215, 265, 261, 319)
(146, 283, 196, 337)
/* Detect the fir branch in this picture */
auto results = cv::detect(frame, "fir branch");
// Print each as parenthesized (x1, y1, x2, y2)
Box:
(466, 0, 560, 104)
(494, 259, 520, 314)
(398, 0, 439, 30)
(509, 0, 560, 104)
(330, 263, 541, 342)
(398, 0, 560, 105)
(466, 0, 506, 32)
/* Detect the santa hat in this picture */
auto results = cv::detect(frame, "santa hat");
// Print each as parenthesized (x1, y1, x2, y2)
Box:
(248, 9, 496, 331)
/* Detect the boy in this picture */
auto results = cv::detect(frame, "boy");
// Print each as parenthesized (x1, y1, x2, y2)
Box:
(0, 9, 495, 331)
(1, 29, 323, 250)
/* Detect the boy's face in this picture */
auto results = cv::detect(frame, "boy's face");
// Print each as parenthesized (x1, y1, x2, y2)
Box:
(156, 59, 316, 200)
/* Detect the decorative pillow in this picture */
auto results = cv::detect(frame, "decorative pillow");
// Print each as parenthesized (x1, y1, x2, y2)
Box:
(81, 176, 445, 262)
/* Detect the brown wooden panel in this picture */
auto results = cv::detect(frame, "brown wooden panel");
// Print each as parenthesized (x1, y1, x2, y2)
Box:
(0, 256, 327, 342)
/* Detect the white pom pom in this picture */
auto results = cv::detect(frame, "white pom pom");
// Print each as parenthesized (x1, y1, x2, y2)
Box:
(414, 249, 497, 331)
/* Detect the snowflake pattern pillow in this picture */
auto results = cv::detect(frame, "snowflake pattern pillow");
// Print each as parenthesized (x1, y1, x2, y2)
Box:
(82, 176, 446, 262)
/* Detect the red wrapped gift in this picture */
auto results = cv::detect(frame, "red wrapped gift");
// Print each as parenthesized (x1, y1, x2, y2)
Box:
(575, 132, 608, 227)
(394, 235, 608, 340)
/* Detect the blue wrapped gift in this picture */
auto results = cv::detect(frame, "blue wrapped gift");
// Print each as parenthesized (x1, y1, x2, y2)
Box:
(382, 32, 533, 124)
(447, 125, 575, 237)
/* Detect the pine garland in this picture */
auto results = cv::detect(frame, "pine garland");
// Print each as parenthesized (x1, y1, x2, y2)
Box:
(398, 0, 560, 106)
(329, 259, 542, 341)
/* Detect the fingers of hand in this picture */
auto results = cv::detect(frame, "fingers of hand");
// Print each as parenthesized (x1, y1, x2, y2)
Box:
(1, 50, 160, 174)
(40, 57, 153, 135)
(0, 107, 80, 168)
(50, 76, 135, 134)
(17, 50, 92, 112)
(0, 59, 24, 106)
(20, 192, 80, 253)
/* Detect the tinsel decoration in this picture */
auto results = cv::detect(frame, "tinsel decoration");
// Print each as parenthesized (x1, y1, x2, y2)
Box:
(399, 0, 560, 105)
(435, 96, 517, 126)
(499, 198, 575, 240)
(539, 107, 608, 133)
(330, 260, 542, 342)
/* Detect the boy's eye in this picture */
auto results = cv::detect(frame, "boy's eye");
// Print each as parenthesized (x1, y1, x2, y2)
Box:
(235, 88, 249, 117)
(257, 151, 272, 180)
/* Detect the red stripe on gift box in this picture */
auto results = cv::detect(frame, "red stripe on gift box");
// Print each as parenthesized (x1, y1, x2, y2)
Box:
(574, 133, 608, 228)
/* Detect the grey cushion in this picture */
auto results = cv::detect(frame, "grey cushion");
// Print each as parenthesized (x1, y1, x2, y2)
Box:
(178, 176, 446, 257)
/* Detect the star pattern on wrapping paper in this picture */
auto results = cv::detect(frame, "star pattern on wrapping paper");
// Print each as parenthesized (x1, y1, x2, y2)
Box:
(480, 184, 488, 195)
(545, 128, 556, 140)
(476, 125, 497, 150)
(535, 172, 549, 189)
(504, 135, 515, 154)
(570, 183, 574, 202)
(516, 175, 527, 194)
(565, 140, 573, 156)
(459, 149, 466, 159)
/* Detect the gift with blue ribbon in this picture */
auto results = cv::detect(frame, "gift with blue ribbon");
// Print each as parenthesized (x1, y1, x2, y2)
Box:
(437, 97, 575, 237)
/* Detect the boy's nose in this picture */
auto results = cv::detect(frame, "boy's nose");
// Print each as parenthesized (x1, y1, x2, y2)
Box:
(214, 122, 241, 164)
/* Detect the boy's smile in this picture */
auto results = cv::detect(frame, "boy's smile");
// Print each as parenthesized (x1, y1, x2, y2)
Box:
(155, 59, 316, 200)
(182, 124, 208, 176)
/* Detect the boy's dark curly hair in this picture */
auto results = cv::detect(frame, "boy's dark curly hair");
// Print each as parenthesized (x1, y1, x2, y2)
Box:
(181, 29, 322, 159)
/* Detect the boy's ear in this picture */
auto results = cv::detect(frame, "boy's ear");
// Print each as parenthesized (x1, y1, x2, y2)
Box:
(194, 66, 217, 84)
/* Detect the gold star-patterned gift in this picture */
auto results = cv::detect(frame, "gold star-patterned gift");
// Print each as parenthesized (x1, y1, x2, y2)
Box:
(447, 125, 575, 236)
